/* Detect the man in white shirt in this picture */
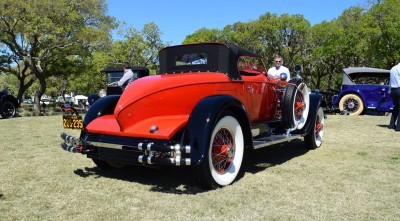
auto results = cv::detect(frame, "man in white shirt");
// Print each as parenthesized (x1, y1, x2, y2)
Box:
(389, 62, 400, 131)
(267, 55, 290, 81)
(118, 62, 138, 89)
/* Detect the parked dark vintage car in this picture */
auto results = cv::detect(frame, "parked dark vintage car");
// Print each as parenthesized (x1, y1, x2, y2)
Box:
(0, 89, 19, 119)
(87, 66, 149, 105)
(321, 67, 393, 115)
(60, 43, 325, 189)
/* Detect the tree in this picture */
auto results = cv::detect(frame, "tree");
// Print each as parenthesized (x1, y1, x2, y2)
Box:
(365, 0, 400, 68)
(183, 28, 223, 44)
(0, 46, 36, 101)
(309, 21, 345, 90)
(113, 22, 166, 71)
(0, 0, 116, 112)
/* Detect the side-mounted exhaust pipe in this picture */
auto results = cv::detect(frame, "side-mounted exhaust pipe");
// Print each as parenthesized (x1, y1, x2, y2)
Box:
(60, 132, 81, 153)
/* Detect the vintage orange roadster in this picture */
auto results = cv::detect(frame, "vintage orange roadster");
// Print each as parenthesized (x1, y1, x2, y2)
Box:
(61, 43, 325, 189)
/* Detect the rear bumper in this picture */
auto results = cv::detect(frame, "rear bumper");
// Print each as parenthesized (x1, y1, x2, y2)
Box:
(60, 132, 191, 166)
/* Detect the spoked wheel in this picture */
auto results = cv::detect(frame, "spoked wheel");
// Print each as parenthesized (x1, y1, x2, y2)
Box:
(305, 107, 325, 149)
(0, 101, 16, 119)
(282, 83, 310, 129)
(339, 94, 364, 115)
(196, 112, 244, 189)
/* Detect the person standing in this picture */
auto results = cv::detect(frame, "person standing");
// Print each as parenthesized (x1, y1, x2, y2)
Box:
(389, 62, 400, 131)
(118, 62, 138, 89)
(267, 54, 290, 81)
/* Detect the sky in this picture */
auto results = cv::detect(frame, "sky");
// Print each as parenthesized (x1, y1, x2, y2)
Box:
(106, 0, 369, 45)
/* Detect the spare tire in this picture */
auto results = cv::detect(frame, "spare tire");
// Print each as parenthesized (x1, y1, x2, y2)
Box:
(282, 83, 310, 130)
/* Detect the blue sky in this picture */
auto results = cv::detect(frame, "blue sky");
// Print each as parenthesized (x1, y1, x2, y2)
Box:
(106, 0, 369, 45)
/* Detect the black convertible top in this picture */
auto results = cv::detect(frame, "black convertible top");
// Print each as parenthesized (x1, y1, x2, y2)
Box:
(158, 43, 263, 80)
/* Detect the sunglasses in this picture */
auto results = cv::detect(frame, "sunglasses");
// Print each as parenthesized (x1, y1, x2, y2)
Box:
(275, 60, 282, 63)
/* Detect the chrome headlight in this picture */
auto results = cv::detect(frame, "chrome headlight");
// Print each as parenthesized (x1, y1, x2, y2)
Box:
(280, 73, 288, 81)
(99, 89, 107, 97)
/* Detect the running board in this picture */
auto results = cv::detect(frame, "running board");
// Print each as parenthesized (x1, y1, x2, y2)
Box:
(252, 134, 303, 149)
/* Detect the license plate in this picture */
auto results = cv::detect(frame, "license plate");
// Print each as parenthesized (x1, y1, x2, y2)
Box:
(63, 115, 83, 129)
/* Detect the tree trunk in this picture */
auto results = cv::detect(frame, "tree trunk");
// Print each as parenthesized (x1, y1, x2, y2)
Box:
(17, 77, 36, 106)
(33, 77, 47, 114)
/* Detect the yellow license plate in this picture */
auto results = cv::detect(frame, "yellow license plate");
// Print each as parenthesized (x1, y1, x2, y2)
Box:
(63, 115, 83, 129)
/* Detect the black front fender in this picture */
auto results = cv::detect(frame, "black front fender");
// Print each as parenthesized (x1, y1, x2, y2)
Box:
(299, 93, 323, 135)
(187, 95, 251, 166)
(0, 94, 19, 107)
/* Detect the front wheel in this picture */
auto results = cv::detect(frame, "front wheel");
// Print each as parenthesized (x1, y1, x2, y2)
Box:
(196, 113, 244, 189)
(304, 107, 325, 149)
(0, 101, 16, 119)
(339, 94, 364, 115)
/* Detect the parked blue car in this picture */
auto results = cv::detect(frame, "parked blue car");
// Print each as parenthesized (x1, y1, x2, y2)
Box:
(329, 67, 393, 115)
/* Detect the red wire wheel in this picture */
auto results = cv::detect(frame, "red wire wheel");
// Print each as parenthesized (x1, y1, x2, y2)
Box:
(211, 128, 235, 173)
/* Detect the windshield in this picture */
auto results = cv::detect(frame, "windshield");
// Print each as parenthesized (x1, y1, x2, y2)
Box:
(237, 56, 267, 75)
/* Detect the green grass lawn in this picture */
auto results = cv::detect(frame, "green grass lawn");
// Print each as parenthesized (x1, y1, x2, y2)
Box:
(0, 114, 399, 220)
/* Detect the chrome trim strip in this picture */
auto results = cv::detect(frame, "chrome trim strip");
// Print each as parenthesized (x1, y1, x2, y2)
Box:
(87, 141, 122, 149)
(253, 134, 303, 149)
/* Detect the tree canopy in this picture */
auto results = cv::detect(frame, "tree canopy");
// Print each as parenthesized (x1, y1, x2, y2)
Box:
(0, 0, 116, 111)
(182, 0, 400, 90)
(1, 0, 400, 111)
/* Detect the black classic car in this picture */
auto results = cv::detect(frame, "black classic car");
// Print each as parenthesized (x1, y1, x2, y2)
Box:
(0, 89, 18, 119)
(87, 66, 149, 105)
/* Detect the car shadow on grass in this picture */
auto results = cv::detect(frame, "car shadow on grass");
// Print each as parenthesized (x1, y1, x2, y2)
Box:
(73, 139, 309, 194)
(74, 165, 205, 194)
(242, 139, 309, 174)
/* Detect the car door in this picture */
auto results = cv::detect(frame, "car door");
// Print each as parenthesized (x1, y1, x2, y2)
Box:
(358, 84, 391, 111)
(238, 57, 277, 122)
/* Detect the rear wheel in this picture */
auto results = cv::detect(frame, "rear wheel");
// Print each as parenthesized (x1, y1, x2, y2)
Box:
(0, 101, 16, 119)
(282, 83, 310, 129)
(196, 112, 244, 189)
(305, 107, 325, 149)
(339, 94, 364, 115)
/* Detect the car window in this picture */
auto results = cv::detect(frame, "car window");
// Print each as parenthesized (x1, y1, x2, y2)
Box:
(107, 72, 124, 84)
(237, 56, 266, 76)
(176, 53, 208, 66)
(352, 76, 389, 85)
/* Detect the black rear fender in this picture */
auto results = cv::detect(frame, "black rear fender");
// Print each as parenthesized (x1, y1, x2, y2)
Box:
(187, 95, 252, 166)
(83, 95, 120, 127)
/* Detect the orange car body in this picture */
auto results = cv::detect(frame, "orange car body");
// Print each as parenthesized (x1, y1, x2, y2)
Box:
(86, 72, 280, 140)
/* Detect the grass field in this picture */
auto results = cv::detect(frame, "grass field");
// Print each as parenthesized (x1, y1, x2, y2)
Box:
(1, 114, 399, 220)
